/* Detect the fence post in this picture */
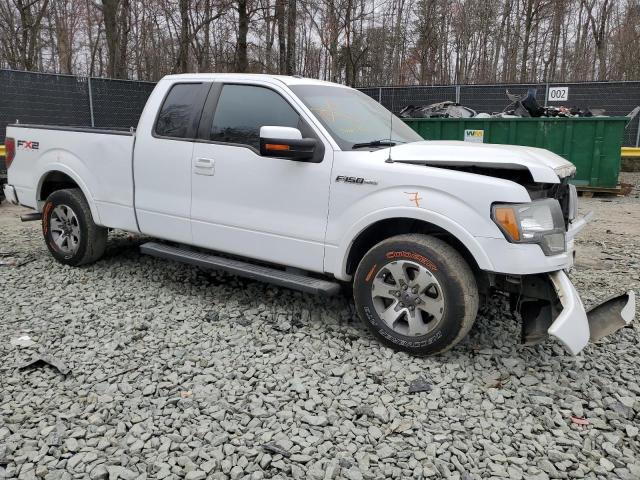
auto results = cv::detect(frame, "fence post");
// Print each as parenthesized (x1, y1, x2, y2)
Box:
(636, 116, 640, 147)
(455, 85, 460, 104)
(544, 81, 549, 107)
(87, 76, 95, 128)
(378, 87, 382, 104)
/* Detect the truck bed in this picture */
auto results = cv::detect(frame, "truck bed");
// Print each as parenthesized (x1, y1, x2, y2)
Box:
(6, 124, 137, 231)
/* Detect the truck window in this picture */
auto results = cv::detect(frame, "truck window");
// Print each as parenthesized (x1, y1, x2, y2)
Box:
(289, 84, 422, 150)
(155, 83, 209, 139)
(210, 85, 300, 149)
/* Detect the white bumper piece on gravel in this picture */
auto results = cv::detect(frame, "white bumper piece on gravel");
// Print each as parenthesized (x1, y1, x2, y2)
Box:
(548, 270, 636, 354)
(3, 184, 18, 204)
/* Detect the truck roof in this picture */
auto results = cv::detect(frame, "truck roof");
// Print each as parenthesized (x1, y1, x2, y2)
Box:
(160, 73, 350, 88)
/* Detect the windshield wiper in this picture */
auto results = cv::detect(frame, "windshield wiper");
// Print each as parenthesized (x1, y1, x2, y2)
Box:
(352, 139, 397, 149)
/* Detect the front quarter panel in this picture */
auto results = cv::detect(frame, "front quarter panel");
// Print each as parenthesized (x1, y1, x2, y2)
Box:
(325, 152, 532, 280)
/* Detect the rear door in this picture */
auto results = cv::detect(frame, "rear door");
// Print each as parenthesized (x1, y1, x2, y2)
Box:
(133, 82, 210, 243)
(190, 81, 334, 271)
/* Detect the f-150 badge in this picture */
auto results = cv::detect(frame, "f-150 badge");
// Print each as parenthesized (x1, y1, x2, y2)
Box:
(335, 175, 377, 185)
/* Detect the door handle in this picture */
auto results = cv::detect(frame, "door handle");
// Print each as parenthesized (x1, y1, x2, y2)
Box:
(194, 157, 215, 176)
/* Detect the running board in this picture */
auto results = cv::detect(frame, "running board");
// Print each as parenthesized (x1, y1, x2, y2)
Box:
(140, 241, 341, 296)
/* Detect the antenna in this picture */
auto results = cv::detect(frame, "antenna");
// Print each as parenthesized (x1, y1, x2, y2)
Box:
(386, 88, 394, 163)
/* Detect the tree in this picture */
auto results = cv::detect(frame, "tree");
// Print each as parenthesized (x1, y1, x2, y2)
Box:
(50, 0, 81, 74)
(582, 0, 612, 80)
(0, 0, 50, 70)
(285, 0, 296, 74)
(100, 0, 130, 78)
(0, 0, 638, 84)
(176, 0, 189, 72)
(276, 0, 286, 74)
(236, 0, 249, 71)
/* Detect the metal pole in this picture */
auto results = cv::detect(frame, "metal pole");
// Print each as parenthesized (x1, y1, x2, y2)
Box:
(455, 85, 460, 104)
(636, 116, 640, 148)
(544, 81, 549, 107)
(378, 87, 382, 104)
(87, 76, 95, 128)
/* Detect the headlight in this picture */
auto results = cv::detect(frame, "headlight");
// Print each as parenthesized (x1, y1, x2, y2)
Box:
(492, 199, 566, 255)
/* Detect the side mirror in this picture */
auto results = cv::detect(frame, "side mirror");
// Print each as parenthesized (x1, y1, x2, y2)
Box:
(259, 126, 318, 162)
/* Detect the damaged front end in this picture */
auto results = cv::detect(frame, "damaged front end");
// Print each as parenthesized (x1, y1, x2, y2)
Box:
(499, 272, 636, 355)
(492, 186, 635, 354)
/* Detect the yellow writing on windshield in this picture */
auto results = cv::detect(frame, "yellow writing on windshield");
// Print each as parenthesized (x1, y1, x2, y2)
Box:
(311, 101, 370, 136)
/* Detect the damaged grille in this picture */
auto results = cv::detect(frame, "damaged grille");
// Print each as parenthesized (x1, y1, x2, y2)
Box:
(526, 179, 575, 228)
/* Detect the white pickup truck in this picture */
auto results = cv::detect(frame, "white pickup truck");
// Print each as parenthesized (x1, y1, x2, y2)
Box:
(3, 73, 635, 356)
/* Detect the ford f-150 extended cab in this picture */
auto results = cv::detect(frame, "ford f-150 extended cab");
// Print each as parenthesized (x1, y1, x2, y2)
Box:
(3, 74, 636, 356)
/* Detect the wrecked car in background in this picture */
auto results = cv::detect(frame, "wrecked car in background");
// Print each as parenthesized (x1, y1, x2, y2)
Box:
(399, 88, 614, 119)
(400, 101, 476, 119)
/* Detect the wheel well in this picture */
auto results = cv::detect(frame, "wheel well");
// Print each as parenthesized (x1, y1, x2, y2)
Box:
(39, 171, 79, 201)
(345, 218, 481, 276)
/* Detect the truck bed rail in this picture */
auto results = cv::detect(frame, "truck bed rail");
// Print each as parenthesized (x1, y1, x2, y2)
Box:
(9, 124, 134, 136)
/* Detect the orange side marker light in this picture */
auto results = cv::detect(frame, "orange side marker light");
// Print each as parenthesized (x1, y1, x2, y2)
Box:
(494, 207, 520, 241)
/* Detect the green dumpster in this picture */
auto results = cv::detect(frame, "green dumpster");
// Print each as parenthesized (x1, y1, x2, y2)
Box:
(403, 117, 629, 189)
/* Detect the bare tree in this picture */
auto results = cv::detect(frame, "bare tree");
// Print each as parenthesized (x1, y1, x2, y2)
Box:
(276, 0, 286, 73)
(285, 0, 296, 73)
(100, 0, 130, 78)
(582, 0, 612, 81)
(236, 0, 249, 71)
(0, 0, 638, 84)
(0, 0, 50, 70)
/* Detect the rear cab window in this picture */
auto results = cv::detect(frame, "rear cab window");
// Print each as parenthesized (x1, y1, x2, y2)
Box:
(155, 83, 211, 139)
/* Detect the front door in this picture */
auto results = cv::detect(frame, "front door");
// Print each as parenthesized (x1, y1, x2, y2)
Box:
(190, 82, 333, 272)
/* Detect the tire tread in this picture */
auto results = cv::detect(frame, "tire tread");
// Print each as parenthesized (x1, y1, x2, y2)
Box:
(43, 188, 107, 266)
(354, 233, 479, 355)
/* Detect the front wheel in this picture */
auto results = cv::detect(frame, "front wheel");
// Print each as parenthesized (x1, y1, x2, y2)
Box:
(353, 234, 478, 355)
(42, 188, 107, 266)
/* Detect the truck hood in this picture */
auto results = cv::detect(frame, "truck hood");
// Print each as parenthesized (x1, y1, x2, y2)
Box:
(385, 141, 576, 184)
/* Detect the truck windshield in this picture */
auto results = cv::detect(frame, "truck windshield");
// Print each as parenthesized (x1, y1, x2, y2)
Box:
(289, 85, 423, 150)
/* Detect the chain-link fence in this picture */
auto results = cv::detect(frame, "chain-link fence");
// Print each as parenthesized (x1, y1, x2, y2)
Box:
(0, 70, 92, 136)
(1, 69, 639, 147)
(89, 77, 156, 129)
(0, 69, 155, 144)
(360, 85, 457, 114)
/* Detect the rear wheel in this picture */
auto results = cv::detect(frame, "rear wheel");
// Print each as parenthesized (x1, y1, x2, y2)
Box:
(42, 188, 107, 266)
(353, 234, 478, 355)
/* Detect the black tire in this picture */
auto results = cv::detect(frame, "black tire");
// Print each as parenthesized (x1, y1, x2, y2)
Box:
(42, 188, 107, 266)
(353, 234, 478, 355)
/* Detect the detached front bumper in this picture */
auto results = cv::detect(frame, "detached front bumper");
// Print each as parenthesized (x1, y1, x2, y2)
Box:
(547, 271, 635, 354)
(514, 210, 635, 355)
(545, 210, 636, 354)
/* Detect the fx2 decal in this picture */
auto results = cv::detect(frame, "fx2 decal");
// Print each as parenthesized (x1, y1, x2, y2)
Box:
(335, 175, 378, 185)
(17, 140, 39, 150)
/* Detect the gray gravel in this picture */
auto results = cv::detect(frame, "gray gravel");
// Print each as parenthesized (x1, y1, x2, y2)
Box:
(1, 174, 639, 480)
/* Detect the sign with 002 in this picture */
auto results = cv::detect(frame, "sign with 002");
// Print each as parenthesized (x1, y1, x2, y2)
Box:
(548, 86, 569, 102)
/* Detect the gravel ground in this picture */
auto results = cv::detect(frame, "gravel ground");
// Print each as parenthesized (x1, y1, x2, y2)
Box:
(1, 174, 639, 480)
